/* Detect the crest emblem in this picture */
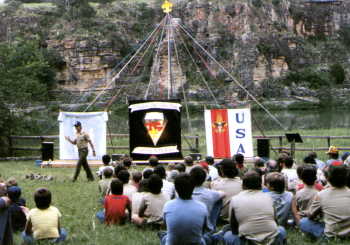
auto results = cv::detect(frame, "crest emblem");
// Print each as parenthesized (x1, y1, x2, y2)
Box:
(212, 113, 227, 133)
(144, 112, 167, 146)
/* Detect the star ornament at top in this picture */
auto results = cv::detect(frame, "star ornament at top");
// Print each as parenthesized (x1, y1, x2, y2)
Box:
(162, 0, 173, 13)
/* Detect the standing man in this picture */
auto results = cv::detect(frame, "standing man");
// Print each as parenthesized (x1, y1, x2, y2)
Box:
(65, 121, 95, 182)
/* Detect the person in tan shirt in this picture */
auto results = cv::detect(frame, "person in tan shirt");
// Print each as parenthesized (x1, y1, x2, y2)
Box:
(222, 171, 286, 245)
(300, 165, 350, 239)
(65, 121, 95, 182)
(211, 159, 242, 221)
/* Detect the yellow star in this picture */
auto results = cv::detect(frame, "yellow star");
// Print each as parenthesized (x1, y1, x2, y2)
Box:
(162, 0, 173, 13)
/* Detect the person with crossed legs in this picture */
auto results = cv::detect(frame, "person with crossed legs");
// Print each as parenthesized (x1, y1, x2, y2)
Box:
(65, 121, 95, 182)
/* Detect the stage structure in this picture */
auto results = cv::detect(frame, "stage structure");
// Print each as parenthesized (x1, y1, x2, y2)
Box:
(205, 108, 254, 158)
(129, 100, 182, 160)
(58, 112, 108, 160)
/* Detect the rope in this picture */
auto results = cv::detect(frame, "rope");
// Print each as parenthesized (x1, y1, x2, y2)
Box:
(177, 22, 287, 131)
(83, 15, 167, 112)
(176, 26, 219, 106)
(144, 18, 167, 99)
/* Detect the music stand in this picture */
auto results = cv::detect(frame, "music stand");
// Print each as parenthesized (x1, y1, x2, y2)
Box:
(285, 133, 303, 158)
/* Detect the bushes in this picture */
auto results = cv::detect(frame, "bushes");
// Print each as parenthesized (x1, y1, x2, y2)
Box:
(329, 63, 345, 85)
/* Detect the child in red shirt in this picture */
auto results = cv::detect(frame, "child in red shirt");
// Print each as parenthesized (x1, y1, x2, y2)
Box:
(96, 179, 131, 225)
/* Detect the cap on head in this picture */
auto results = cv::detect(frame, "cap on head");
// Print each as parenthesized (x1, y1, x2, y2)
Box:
(74, 121, 82, 127)
(326, 146, 338, 154)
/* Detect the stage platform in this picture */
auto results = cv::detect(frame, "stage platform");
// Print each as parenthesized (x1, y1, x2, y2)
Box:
(41, 159, 185, 168)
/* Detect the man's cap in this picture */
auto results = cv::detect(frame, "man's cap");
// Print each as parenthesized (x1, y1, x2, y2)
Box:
(7, 186, 21, 201)
(326, 146, 338, 154)
(74, 121, 82, 127)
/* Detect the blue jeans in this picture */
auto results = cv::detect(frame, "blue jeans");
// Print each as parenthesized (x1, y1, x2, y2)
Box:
(299, 217, 325, 238)
(159, 232, 207, 245)
(22, 228, 67, 244)
(96, 210, 105, 223)
(223, 226, 286, 245)
(209, 199, 223, 231)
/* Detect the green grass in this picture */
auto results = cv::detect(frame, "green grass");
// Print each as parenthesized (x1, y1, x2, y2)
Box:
(1, 161, 350, 245)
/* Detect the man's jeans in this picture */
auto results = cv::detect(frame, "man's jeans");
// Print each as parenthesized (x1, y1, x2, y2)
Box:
(299, 217, 325, 238)
(22, 228, 67, 244)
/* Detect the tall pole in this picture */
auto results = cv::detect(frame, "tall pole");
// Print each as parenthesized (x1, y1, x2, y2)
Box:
(167, 14, 173, 99)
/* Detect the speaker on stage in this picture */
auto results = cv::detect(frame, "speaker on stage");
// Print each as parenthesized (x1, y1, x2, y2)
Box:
(42, 142, 54, 161)
(257, 138, 270, 158)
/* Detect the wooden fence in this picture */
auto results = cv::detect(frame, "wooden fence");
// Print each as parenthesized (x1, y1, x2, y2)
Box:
(4, 134, 350, 159)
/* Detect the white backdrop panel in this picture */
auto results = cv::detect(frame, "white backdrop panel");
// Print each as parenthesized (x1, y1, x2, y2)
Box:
(58, 112, 108, 160)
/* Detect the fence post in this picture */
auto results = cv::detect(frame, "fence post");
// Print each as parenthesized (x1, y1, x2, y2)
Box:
(195, 135, 199, 152)
(7, 136, 13, 157)
(279, 136, 283, 152)
(327, 136, 331, 148)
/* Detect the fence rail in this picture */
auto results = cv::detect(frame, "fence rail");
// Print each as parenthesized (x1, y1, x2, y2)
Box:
(5, 134, 350, 157)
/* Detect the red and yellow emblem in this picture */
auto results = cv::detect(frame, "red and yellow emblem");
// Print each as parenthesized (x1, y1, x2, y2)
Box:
(144, 112, 167, 146)
(212, 113, 227, 133)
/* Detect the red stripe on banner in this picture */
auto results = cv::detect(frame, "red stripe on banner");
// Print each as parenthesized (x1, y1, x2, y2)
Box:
(211, 109, 231, 158)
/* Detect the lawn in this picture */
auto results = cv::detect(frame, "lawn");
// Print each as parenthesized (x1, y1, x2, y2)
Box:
(0, 161, 349, 245)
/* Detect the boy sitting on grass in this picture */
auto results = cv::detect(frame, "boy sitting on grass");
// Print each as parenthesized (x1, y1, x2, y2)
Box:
(96, 179, 131, 225)
(7, 186, 27, 232)
(135, 174, 169, 227)
(22, 188, 67, 244)
(98, 168, 113, 198)
(97, 155, 113, 180)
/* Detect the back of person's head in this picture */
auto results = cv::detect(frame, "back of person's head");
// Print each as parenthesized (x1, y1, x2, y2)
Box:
(205, 156, 214, 165)
(110, 179, 123, 195)
(123, 158, 133, 168)
(190, 166, 206, 187)
(149, 155, 159, 167)
(266, 160, 279, 173)
(34, 188, 51, 209)
(341, 152, 350, 162)
(167, 169, 179, 182)
(233, 154, 244, 165)
(103, 168, 113, 179)
(117, 170, 130, 184)
(7, 186, 21, 202)
(184, 156, 193, 166)
(6, 177, 17, 187)
(138, 179, 149, 192)
(219, 159, 238, 178)
(174, 163, 186, 173)
(148, 174, 163, 194)
(327, 165, 348, 188)
(143, 169, 153, 179)
(102, 154, 111, 165)
(301, 165, 317, 186)
(114, 164, 126, 177)
(297, 165, 305, 179)
(308, 152, 317, 159)
(303, 155, 316, 165)
(254, 157, 265, 168)
(253, 167, 264, 177)
(266, 172, 285, 193)
(132, 171, 142, 184)
(242, 171, 262, 190)
(153, 165, 166, 179)
(284, 157, 294, 168)
(174, 173, 194, 200)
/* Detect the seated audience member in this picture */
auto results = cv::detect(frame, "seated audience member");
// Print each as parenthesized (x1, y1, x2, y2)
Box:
(233, 154, 248, 178)
(5, 178, 25, 206)
(98, 168, 113, 198)
(166, 170, 179, 183)
(97, 155, 113, 179)
(143, 155, 159, 173)
(174, 163, 186, 173)
(254, 157, 266, 174)
(136, 174, 169, 227)
(122, 157, 133, 170)
(8, 186, 27, 232)
(117, 170, 137, 200)
(190, 167, 225, 230)
(265, 172, 293, 226)
(159, 173, 210, 245)
(308, 152, 326, 170)
(153, 166, 175, 199)
(303, 156, 326, 186)
(222, 171, 286, 245)
(184, 156, 195, 173)
(296, 165, 323, 191)
(211, 159, 242, 221)
(300, 165, 350, 239)
(97, 179, 131, 225)
(0, 183, 13, 245)
(22, 188, 67, 244)
(266, 159, 279, 173)
(205, 156, 219, 181)
(143, 169, 153, 179)
(281, 157, 298, 192)
(131, 179, 149, 224)
(114, 164, 126, 178)
(292, 165, 319, 225)
(131, 171, 142, 189)
(325, 146, 340, 167)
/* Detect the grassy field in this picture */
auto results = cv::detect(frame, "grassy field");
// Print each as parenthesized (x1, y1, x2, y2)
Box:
(0, 161, 349, 245)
